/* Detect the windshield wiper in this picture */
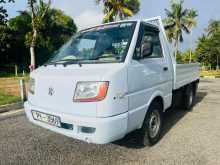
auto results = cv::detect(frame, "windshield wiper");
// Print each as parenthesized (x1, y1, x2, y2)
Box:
(62, 59, 84, 67)
(89, 55, 119, 61)
(45, 59, 72, 65)
(45, 59, 82, 67)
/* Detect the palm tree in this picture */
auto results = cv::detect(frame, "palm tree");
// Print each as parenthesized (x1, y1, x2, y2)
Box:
(28, 0, 51, 71)
(209, 25, 220, 70)
(206, 20, 220, 36)
(96, 0, 140, 23)
(163, 0, 190, 59)
(184, 9, 198, 62)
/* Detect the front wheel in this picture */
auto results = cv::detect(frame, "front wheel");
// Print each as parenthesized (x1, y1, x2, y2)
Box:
(137, 101, 163, 146)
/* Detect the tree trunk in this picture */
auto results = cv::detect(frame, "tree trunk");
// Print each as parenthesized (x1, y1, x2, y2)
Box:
(30, 47, 35, 67)
(175, 36, 179, 60)
(30, 29, 37, 71)
(189, 30, 192, 63)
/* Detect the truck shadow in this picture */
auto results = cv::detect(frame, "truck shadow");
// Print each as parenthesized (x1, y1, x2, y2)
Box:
(113, 91, 207, 149)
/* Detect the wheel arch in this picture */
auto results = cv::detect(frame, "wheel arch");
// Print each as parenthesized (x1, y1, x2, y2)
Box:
(146, 91, 164, 112)
(151, 96, 164, 112)
(138, 92, 164, 129)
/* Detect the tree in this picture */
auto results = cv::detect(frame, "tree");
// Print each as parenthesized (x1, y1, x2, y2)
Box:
(41, 9, 77, 51)
(0, 0, 15, 55)
(96, 0, 140, 23)
(163, 0, 194, 59)
(175, 49, 196, 64)
(31, 8, 77, 65)
(7, 12, 32, 68)
(195, 35, 211, 67)
(209, 31, 220, 69)
(28, 0, 51, 71)
(206, 20, 220, 37)
(2, 8, 77, 70)
(182, 49, 196, 63)
(205, 20, 220, 69)
(184, 9, 198, 63)
(195, 25, 220, 69)
(0, 0, 14, 25)
(176, 50, 183, 63)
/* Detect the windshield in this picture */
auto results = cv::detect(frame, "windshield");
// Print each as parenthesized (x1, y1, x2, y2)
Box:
(48, 22, 136, 64)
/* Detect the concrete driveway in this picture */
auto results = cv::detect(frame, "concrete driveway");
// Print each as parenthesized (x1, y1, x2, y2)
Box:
(0, 78, 220, 165)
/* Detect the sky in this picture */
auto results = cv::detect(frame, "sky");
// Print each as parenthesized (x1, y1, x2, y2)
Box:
(4, 0, 220, 51)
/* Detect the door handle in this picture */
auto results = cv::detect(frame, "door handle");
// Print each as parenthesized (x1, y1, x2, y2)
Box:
(163, 67, 168, 71)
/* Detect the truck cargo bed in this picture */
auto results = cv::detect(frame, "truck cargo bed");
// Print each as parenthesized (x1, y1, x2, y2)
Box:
(174, 63, 200, 90)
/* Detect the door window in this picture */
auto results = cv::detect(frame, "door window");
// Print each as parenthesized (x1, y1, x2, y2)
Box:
(133, 24, 163, 60)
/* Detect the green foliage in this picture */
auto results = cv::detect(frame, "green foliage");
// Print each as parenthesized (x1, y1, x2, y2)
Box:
(0, 90, 20, 105)
(0, 25, 14, 52)
(0, 8, 77, 72)
(175, 49, 196, 63)
(0, 0, 15, 25)
(9, 12, 32, 32)
(176, 50, 183, 63)
(184, 9, 198, 30)
(206, 20, 220, 36)
(195, 20, 220, 69)
(35, 9, 77, 65)
(0, 0, 15, 56)
(181, 49, 196, 63)
(96, 0, 140, 23)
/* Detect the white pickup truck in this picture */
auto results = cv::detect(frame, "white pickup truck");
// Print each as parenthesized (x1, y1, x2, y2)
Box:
(24, 17, 200, 146)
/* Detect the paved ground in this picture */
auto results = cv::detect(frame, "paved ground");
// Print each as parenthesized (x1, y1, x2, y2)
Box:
(0, 78, 220, 165)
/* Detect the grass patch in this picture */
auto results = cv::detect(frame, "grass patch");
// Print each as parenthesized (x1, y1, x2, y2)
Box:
(0, 75, 29, 81)
(0, 90, 21, 106)
(200, 70, 220, 77)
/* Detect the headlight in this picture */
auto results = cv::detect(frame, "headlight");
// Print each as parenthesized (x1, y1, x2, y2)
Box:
(73, 81, 109, 102)
(29, 78, 35, 94)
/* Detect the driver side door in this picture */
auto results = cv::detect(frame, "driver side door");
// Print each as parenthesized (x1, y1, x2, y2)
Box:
(127, 23, 171, 132)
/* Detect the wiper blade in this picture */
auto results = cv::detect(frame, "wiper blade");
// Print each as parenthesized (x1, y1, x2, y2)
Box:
(45, 59, 69, 65)
(45, 59, 81, 66)
(62, 59, 84, 67)
(89, 55, 119, 61)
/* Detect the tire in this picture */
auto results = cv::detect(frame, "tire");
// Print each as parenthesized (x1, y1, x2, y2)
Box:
(182, 84, 195, 110)
(137, 101, 163, 146)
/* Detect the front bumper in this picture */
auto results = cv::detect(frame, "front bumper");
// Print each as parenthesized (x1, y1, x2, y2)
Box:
(24, 101, 128, 144)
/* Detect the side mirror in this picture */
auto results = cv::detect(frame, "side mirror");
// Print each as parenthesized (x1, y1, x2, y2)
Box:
(141, 42, 153, 58)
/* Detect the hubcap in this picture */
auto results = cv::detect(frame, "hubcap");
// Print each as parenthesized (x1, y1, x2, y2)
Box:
(148, 110, 161, 138)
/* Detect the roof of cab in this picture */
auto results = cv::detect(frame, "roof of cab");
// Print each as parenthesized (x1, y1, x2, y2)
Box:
(79, 19, 159, 33)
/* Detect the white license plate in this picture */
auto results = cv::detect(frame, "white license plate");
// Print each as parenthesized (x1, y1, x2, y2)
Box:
(32, 110, 61, 127)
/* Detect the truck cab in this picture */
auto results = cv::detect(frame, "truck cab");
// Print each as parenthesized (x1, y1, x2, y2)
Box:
(24, 17, 199, 146)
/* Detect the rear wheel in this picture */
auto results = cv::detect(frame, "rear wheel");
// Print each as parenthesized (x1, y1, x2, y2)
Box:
(182, 84, 195, 110)
(137, 101, 163, 146)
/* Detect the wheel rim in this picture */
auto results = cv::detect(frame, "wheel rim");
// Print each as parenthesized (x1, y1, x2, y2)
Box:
(148, 110, 161, 138)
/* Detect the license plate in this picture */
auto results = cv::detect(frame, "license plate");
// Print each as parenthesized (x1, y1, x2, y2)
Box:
(32, 110, 61, 127)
